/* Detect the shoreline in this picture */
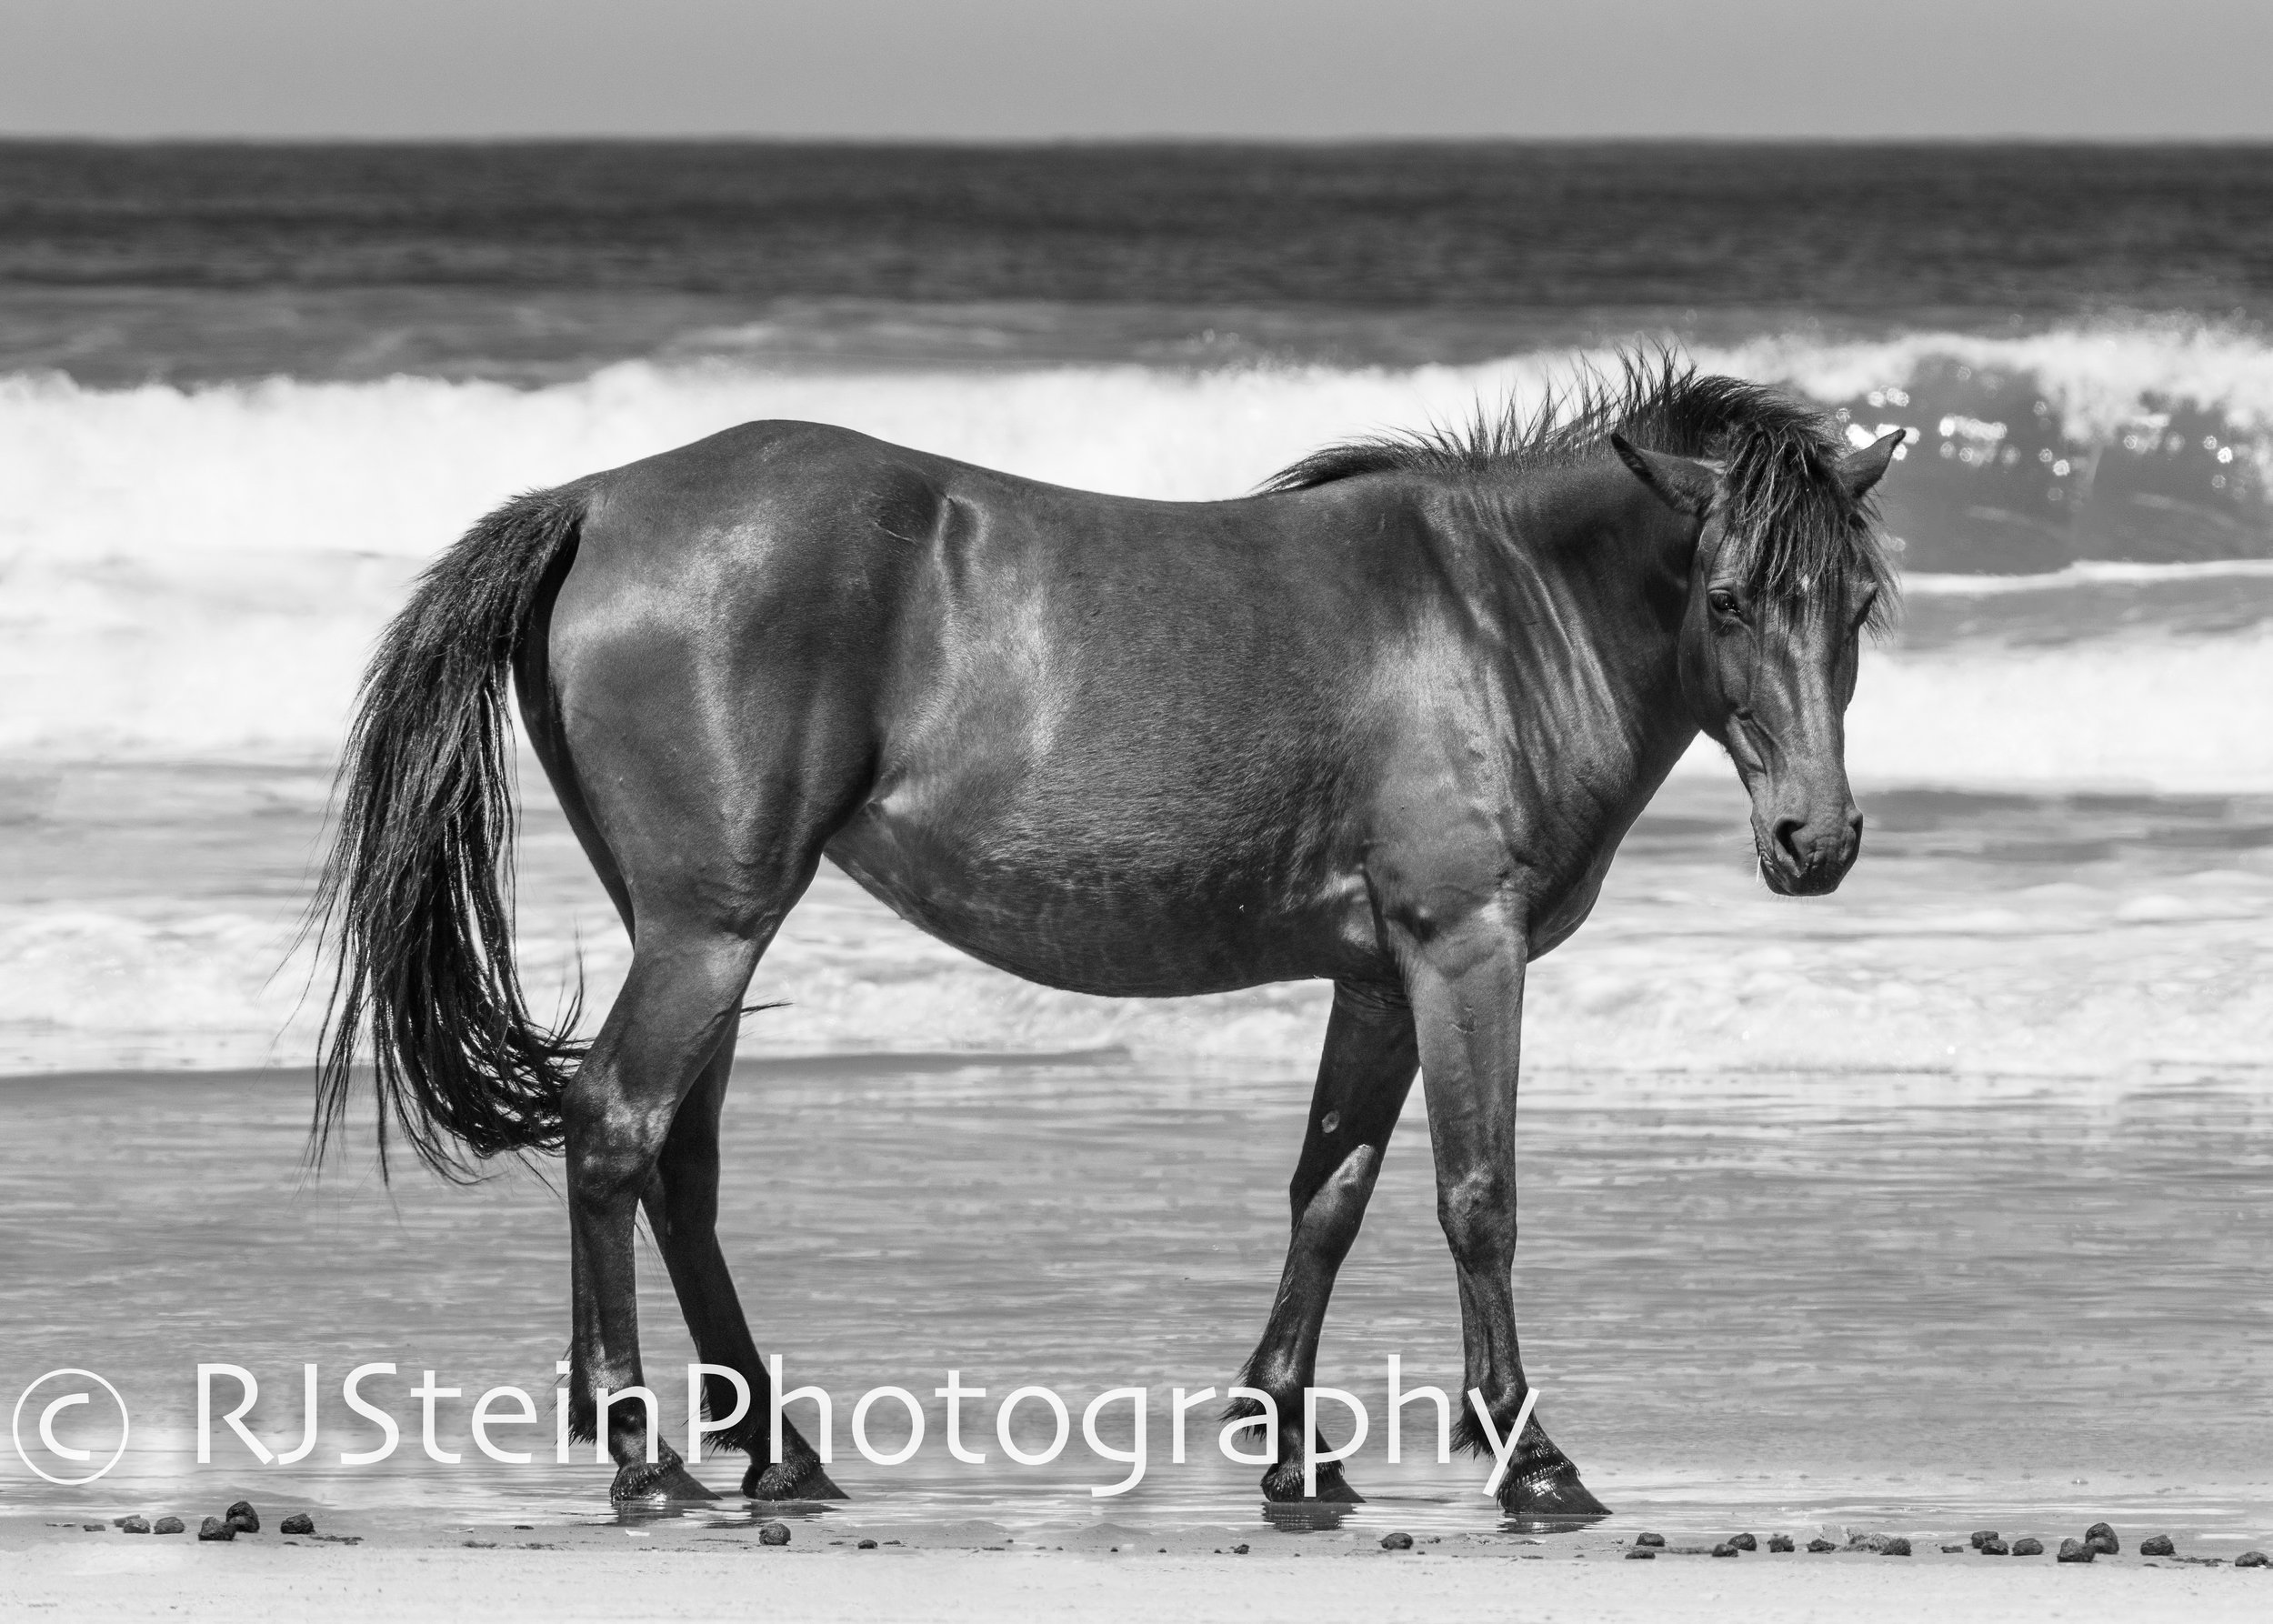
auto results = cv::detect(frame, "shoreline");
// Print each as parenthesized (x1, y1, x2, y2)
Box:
(6, 1528, 2269, 1624)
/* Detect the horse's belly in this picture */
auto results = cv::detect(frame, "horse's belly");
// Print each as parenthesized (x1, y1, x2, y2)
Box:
(822, 815, 1371, 998)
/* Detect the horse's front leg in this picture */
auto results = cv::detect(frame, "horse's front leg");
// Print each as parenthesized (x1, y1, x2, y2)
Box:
(567, 932, 758, 1502)
(1234, 978, 1418, 1502)
(1404, 903, 1608, 1521)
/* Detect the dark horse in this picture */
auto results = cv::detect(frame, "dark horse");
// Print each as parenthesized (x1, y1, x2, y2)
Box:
(315, 358, 1901, 1517)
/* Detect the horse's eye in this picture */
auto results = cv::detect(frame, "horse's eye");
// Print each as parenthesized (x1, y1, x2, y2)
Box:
(1707, 588, 1740, 617)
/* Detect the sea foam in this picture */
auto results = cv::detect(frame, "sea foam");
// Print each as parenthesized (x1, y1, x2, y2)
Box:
(3, 328, 2269, 788)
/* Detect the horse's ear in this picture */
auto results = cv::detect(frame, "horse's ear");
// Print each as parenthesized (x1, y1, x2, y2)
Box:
(1610, 434, 1717, 519)
(1839, 429, 1905, 499)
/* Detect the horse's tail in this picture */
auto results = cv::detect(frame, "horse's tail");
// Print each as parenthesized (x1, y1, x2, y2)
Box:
(310, 485, 590, 1178)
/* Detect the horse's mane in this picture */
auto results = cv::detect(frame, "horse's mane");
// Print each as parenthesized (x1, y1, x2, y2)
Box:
(1263, 351, 1898, 633)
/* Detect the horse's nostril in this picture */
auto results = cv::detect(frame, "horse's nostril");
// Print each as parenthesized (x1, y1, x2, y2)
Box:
(1770, 817, 1806, 869)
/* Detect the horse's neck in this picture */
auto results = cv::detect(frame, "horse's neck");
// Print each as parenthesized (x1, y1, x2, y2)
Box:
(1474, 470, 1701, 805)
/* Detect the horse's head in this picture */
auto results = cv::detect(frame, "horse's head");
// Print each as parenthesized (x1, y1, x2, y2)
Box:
(1613, 424, 1903, 897)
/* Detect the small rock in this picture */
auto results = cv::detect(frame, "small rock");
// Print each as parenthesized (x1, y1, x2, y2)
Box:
(757, 1521, 791, 1547)
(196, 1517, 235, 1542)
(856, 1538, 877, 1549)
(279, 1513, 315, 1536)
(1981, 1539, 2010, 1556)
(81, 1523, 105, 1531)
(2057, 1539, 2095, 1563)
(1941, 1544, 1965, 1553)
(1380, 1531, 1414, 1550)
(2232, 1549, 2268, 1568)
(1626, 1547, 1656, 1559)
(1807, 1538, 1837, 1552)
(1767, 1534, 1794, 1552)
(2138, 1534, 2173, 1557)
(153, 1516, 185, 1535)
(1882, 1537, 1912, 1557)
(2011, 1538, 2044, 1556)
(1635, 1532, 1667, 1548)
(1727, 1532, 1757, 1551)
(1710, 1542, 1739, 1558)
(1969, 1529, 2000, 1549)
(1847, 1533, 1893, 1553)
(2083, 1521, 2118, 1556)
(225, 1500, 259, 1534)
(1232, 1543, 1250, 1555)
(119, 1516, 151, 1535)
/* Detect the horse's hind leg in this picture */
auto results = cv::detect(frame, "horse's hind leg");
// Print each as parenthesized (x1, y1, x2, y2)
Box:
(564, 922, 770, 1499)
(1233, 980, 1418, 1502)
(637, 1029, 845, 1500)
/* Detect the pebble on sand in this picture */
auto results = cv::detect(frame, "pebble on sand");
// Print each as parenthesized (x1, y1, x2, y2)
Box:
(118, 1516, 151, 1535)
(1980, 1539, 2010, 1555)
(1231, 1544, 1250, 1555)
(1807, 1539, 1837, 1553)
(2082, 1521, 2118, 1556)
(2057, 1539, 2096, 1563)
(1380, 1532, 1414, 1550)
(856, 1539, 877, 1549)
(1626, 1547, 1656, 1559)
(196, 1517, 235, 1542)
(1767, 1535, 1794, 1553)
(2011, 1538, 2045, 1556)
(2138, 1534, 2174, 1557)
(81, 1523, 105, 1531)
(1635, 1532, 1667, 1548)
(1710, 1542, 1739, 1558)
(757, 1522, 791, 1547)
(1882, 1538, 1912, 1557)
(153, 1517, 185, 1535)
(1727, 1533, 1757, 1551)
(225, 1500, 260, 1534)
(2234, 1550, 2268, 1568)
(1969, 1530, 1999, 1549)
(279, 1513, 315, 1536)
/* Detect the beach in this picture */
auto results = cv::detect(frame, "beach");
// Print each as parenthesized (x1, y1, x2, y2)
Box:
(4, 142, 2271, 1607)
(8, 1520, 2271, 1624)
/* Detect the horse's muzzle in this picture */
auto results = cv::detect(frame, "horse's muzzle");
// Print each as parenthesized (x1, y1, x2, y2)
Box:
(1756, 803, 1863, 897)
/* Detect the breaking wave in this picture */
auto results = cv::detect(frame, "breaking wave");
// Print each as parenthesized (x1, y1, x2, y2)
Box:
(2, 321, 2269, 792)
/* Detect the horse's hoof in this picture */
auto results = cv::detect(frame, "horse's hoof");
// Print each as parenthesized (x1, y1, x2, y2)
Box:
(1498, 1462, 1610, 1527)
(611, 1459, 718, 1503)
(1258, 1462, 1365, 1504)
(744, 1457, 849, 1501)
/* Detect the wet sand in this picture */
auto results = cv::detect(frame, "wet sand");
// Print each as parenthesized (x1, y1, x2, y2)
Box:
(5, 1515, 2269, 1624)
(5, 1062, 2272, 1548)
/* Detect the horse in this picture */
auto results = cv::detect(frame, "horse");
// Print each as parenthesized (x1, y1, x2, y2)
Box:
(313, 356, 1902, 1517)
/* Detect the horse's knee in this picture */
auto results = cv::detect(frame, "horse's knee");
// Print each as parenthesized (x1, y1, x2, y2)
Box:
(1290, 1145, 1381, 1251)
(1436, 1167, 1517, 1263)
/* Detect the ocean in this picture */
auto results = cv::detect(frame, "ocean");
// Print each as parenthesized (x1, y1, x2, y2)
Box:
(1, 142, 2268, 1548)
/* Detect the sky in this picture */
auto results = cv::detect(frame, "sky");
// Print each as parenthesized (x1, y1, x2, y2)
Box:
(6, 0, 2272, 141)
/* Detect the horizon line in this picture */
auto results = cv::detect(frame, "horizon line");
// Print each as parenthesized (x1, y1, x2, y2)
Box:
(7, 132, 2273, 150)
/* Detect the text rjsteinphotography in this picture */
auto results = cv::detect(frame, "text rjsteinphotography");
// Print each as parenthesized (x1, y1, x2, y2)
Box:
(3, 4, 2271, 1622)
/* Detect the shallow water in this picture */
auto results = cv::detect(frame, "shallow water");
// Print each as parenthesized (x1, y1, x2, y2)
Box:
(3, 1058, 2268, 1552)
